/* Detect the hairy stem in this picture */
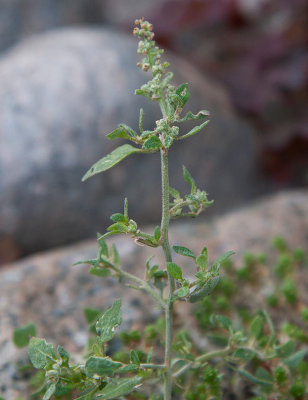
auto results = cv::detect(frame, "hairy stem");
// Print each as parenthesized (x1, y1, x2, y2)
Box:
(100, 260, 165, 308)
(160, 149, 174, 400)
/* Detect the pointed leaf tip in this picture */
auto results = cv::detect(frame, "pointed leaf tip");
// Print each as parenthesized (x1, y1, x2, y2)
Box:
(82, 144, 141, 181)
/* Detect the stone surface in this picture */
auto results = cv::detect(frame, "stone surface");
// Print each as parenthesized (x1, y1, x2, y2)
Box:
(0, 0, 104, 52)
(0, 189, 307, 398)
(0, 27, 261, 257)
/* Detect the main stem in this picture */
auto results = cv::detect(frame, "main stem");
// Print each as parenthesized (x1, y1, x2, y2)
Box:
(160, 149, 174, 400)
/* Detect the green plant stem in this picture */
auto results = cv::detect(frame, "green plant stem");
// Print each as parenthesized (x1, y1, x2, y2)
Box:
(160, 149, 174, 400)
(100, 260, 165, 308)
(173, 346, 231, 379)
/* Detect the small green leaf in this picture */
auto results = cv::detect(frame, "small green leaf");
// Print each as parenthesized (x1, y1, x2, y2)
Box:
(211, 251, 235, 271)
(96, 376, 142, 399)
(13, 323, 36, 348)
(250, 315, 264, 340)
(283, 349, 307, 369)
(154, 226, 161, 241)
(106, 127, 131, 140)
(182, 166, 196, 192)
(173, 245, 195, 259)
(57, 346, 70, 366)
(98, 234, 109, 257)
(167, 262, 183, 280)
(212, 315, 232, 331)
(164, 135, 173, 149)
(110, 243, 120, 265)
(28, 338, 57, 369)
(130, 350, 140, 365)
(196, 254, 208, 270)
(177, 286, 190, 298)
(96, 299, 122, 344)
(142, 135, 161, 150)
(43, 383, 56, 400)
(189, 276, 220, 302)
(233, 348, 258, 361)
(178, 120, 209, 140)
(107, 222, 128, 234)
(110, 213, 127, 223)
(275, 340, 295, 358)
(85, 356, 122, 377)
(175, 83, 190, 106)
(169, 187, 180, 199)
(119, 123, 137, 138)
(239, 369, 272, 385)
(178, 110, 210, 122)
(82, 144, 141, 181)
(73, 258, 98, 267)
(117, 364, 139, 373)
(89, 267, 110, 277)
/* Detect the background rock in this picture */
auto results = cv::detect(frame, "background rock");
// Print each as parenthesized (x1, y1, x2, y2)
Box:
(0, 27, 262, 257)
(0, 0, 165, 53)
(0, 189, 307, 399)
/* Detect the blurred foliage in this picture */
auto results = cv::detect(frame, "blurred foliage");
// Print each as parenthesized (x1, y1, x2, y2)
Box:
(151, 0, 308, 185)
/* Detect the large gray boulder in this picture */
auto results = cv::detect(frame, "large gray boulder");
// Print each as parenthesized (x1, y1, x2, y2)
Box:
(0, 27, 260, 256)
(0, 190, 307, 399)
(0, 0, 104, 51)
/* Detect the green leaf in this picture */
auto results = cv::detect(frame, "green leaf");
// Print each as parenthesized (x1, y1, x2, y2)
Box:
(250, 315, 264, 340)
(189, 276, 220, 303)
(107, 222, 128, 233)
(169, 187, 180, 199)
(96, 376, 142, 399)
(175, 83, 190, 106)
(173, 245, 195, 259)
(283, 349, 307, 369)
(73, 258, 98, 267)
(13, 323, 36, 348)
(164, 135, 173, 149)
(275, 340, 295, 358)
(117, 364, 139, 373)
(196, 254, 208, 270)
(110, 213, 127, 223)
(98, 234, 109, 257)
(212, 251, 235, 267)
(167, 262, 183, 280)
(142, 135, 161, 150)
(233, 348, 258, 361)
(119, 123, 137, 138)
(96, 299, 122, 344)
(178, 120, 210, 140)
(106, 127, 131, 140)
(85, 356, 122, 377)
(82, 144, 141, 181)
(57, 346, 70, 366)
(130, 350, 140, 365)
(28, 338, 57, 369)
(212, 315, 232, 331)
(177, 286, 190, 298)
(178, 110, 210, 122)
(43, 383, 56, 400)
(89, 267, 110, 277)
(239, 369, 272, 385)
(154, 226, 161, 241)
(110, 243, 120, 265)
(182, 166, 196, 190)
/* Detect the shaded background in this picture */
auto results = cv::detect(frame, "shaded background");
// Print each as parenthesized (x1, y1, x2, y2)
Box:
(0, 0, 307, 264)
